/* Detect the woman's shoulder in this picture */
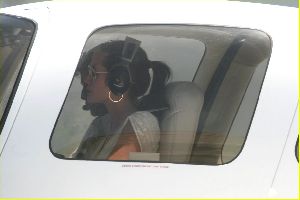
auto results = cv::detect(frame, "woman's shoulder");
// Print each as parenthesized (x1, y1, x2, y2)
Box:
(128, 111, 160, 152)
(128, 111, 159, 130)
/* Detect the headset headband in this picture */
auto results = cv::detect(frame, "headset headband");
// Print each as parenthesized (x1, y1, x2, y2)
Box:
(121, 36, 141, 64)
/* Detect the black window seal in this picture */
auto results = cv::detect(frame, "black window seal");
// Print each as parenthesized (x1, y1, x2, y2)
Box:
(295, 137, 298, 162)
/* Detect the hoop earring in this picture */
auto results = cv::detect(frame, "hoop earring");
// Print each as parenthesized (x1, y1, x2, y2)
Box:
(108, 91, 123, 103)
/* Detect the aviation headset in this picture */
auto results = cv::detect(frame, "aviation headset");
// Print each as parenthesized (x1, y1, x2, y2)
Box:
(106, 37, 141, 96)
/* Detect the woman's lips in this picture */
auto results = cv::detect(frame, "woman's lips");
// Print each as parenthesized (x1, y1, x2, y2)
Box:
(81, 88, 88, 100)
(81, 86, 93, 97)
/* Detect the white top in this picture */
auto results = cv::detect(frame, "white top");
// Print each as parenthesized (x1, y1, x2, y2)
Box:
(74, 111, 160, 159)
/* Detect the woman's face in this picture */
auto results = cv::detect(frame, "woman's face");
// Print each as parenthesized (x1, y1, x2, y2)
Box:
(81, 51, 109, 104)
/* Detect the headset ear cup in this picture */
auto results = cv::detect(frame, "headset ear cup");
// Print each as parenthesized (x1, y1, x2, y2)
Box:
(107, 65, 130, 96)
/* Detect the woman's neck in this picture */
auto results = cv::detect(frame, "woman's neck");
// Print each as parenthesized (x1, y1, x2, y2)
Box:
(105, 94, 136, 127)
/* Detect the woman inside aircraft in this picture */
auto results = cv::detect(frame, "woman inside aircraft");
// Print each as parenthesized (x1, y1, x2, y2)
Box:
(74, 37, 171, 160)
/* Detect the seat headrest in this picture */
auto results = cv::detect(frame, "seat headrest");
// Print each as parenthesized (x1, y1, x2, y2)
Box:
(165, 81, 204, 112)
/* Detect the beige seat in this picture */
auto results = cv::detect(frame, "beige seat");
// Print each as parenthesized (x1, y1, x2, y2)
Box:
(158, 81, 204, 163)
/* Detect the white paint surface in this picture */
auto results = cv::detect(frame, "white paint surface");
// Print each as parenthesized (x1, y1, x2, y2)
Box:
(0, 1, 298, 198)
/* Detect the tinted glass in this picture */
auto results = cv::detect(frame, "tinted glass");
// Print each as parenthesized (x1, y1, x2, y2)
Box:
(0, 14, 35, 131)
(50, 25, 271, 165)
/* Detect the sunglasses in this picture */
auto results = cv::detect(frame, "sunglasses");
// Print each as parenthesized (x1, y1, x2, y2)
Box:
(87, 64, 108, 81)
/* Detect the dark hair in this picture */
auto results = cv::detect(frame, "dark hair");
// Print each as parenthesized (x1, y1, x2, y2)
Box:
(87, 39, 171, 105)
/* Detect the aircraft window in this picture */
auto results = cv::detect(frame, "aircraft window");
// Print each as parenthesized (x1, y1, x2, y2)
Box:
(50, 25, 272, 165)
(0, 14, 35, 133)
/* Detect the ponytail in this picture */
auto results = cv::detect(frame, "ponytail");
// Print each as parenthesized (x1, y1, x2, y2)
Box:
(137, 61, 171, 111)
(149, 61, 171, 94)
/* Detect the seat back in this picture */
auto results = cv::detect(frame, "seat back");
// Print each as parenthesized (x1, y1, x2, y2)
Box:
(159, 81, 204, 163)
